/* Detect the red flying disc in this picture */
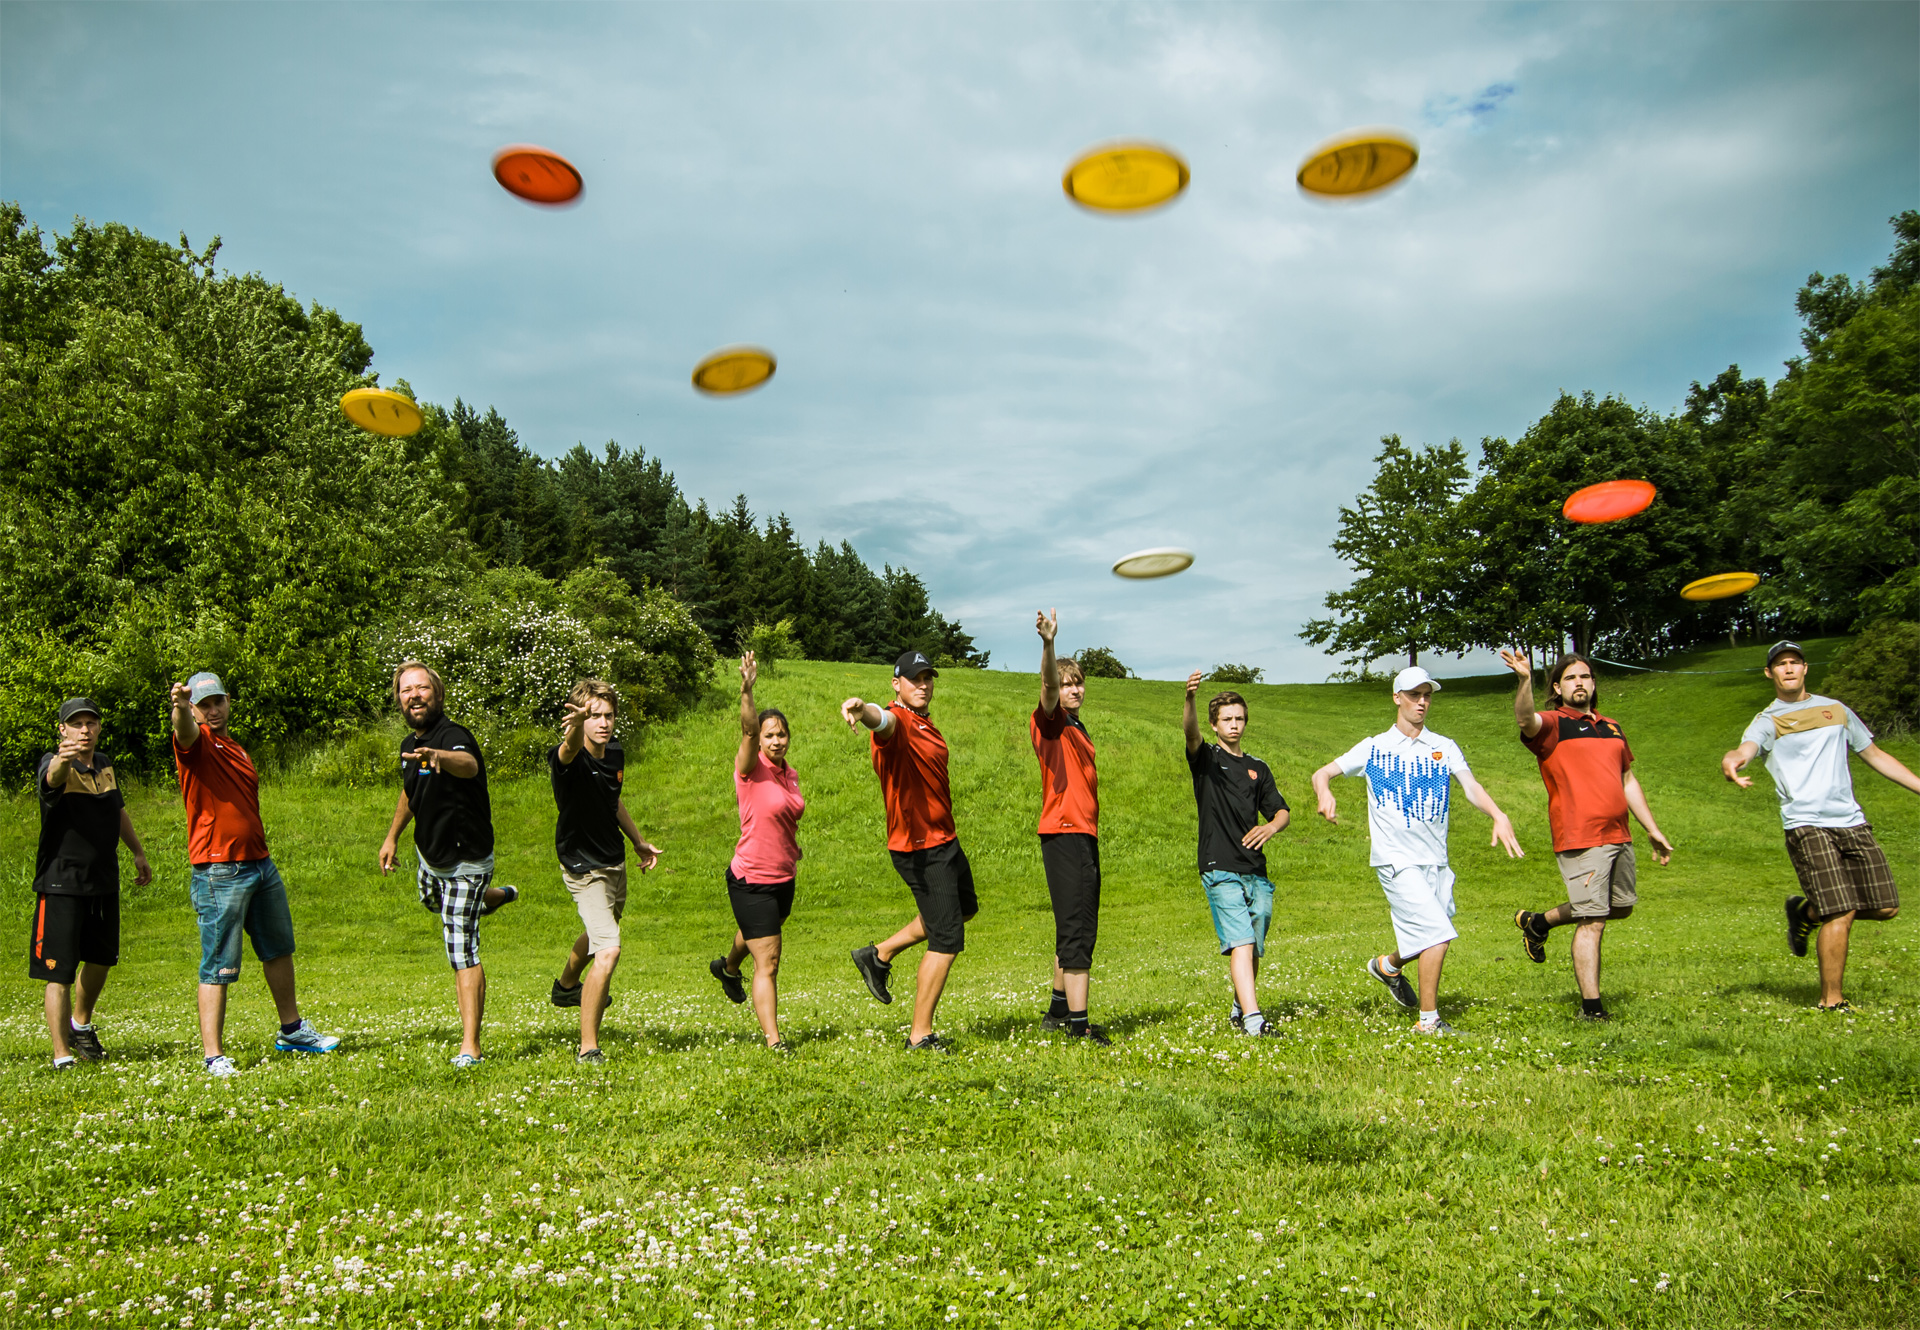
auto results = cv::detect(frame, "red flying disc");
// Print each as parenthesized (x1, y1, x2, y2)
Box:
(492, 145, 583, 205)
(1562, 479, 1656, 525)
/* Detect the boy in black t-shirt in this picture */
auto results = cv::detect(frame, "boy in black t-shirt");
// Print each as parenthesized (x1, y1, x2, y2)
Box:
(545, 679, 660, 1064)
(1182, 673, 1289, 1036)
(31, 698, 152, 1068)
(378, 663, 517, 1068)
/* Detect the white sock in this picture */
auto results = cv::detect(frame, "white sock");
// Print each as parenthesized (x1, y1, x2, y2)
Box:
(1418, 1010, 1438, 1025)
(1244, 1010, 1266, 1035)
(70, 1019, 92, 1032)
(1229, 999, 1242, 1019)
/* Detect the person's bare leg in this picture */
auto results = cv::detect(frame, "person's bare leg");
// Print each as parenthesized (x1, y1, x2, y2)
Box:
(1541, 903, 1576, 928)
(910, 951, 958, 1041)
(557, 933, 591, 990)
(580, 948, 620, 1052)
(197, 984, 230, 1057)
(454, 964, 486, 1057)
(1811, 907, 1897, 1007)
(1226, 944, 1259, 1016)
(44, 984, 72, 1060)
(1060, 967, 1090, 1012)
(1570, 920, 1606, 1000)
(746, 935, 782, 1045)
(876, 914, 928, 965)
(726, 930, 750, 973)
(72, 963, 108, 1027)
(481, 885, 512, 910)
(1409, 941, 1448, 1012)
(262, 954, 301, 1025)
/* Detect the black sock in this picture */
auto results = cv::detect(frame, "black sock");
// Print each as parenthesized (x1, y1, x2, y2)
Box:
(1048, 989, 1069, 1017)
(1581, 997, 1606, 1017)
(1068, 1009, 1088, 1035)
(280, 1020, 303, 1036)
(1527, 912, 1553, 938)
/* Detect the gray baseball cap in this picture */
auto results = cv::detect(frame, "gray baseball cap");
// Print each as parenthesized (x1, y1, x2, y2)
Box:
(1765, 641, 1806, 667)
(188, 672, 228, 704)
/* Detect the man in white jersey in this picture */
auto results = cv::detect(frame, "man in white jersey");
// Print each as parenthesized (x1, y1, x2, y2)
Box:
(1722, 641, 1920, 1011)
(1310, 666, 1524, 1035)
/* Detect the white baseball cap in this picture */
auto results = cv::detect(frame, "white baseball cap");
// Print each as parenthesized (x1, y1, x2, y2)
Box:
(1391, 666, 1441, 695)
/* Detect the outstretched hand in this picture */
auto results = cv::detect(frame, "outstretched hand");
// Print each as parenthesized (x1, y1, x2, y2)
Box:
(1497, 648, 1532, 679)
(169, 681, 194, 713)
(1036, 608, 1058, 643)
(1185, 670, 1202, 698)
(841, 697, 868, 730)
(559, 701, 591, 739)
(740, 651, 758, 691)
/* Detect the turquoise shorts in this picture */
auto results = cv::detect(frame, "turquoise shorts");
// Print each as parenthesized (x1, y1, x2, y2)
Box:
(1201, 870, 1274, 956)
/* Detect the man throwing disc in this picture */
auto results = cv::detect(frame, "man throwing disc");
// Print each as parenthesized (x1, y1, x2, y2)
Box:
(1499, 651, 1673, 1022)
(1310, 667, 1523, 1036)
(843, 650, 978, 1053)
(1723, 641, 1920, 1011)
(1033, 610, 1107, 1044)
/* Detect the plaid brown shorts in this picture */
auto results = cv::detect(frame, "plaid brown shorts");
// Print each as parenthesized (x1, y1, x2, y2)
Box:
(1785, 823, 1899, 919)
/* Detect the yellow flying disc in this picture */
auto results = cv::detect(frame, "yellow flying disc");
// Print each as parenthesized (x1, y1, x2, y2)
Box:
(339, 388, 424, 438)
(1681, 571, 1760, 602)
(1296, 128, 1419, 198)
(1112, 547, 1194, 580)
(1062, 142, 1190, 213)
(692, 347, 777, 396)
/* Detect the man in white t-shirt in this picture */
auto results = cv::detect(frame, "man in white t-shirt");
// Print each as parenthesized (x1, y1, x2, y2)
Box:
(1722, 641, 1920, 1011)
(1310, 666, 1524, 1036)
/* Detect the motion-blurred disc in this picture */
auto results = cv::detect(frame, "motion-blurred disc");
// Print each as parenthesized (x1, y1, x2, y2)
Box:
(1063, 142, 1190, 213)
(1112, 547, 1194, 579)
(1296, 128, 1419, 198)
(492, 145, 583, 205)
(1562, 479, 1656, 524)
(339, 388, 423, 438)
(1680, 571, 1760, 602)
(692, 347, 777, 396)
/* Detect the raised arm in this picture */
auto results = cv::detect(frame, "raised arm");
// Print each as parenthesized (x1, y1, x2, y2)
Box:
(736, 652, 761, 777)
(556, 700, 590, 767)
(1182, 671, 1203, 754)
(841, 696, 893, 736)
(1497, 648, 1545, 738)
(1037, 609, 1060, 716)
(1721, 740, 1761, 788)
(1455, 770, 1524, 859)
(169, 681, 200, 750)
(1860, 742, 1920, 797)
(1621, 769, 1673, 864)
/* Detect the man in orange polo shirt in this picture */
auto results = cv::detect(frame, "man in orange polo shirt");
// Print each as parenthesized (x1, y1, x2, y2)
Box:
(842, 650, 977, 1052)
(171, 672, 338, 1075)
(1031, 610, 1108, 1044)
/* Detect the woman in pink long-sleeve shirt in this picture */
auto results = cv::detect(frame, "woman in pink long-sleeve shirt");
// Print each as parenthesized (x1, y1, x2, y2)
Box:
(708, 651, 805, 1048)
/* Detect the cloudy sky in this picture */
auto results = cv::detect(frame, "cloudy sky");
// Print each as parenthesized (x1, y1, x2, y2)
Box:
(4, 2, 1914, 680)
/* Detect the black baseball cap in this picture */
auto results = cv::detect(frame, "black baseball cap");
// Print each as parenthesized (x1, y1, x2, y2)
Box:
(57, 697, 101, 724)
(1766, 640, 1806, 667)
(894, 650, 938, 679)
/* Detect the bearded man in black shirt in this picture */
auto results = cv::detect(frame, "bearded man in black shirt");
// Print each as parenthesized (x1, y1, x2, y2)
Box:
(378, 662, 518, 1068)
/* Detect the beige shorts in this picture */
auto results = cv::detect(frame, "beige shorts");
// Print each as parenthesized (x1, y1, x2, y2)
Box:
(562, 864, 628, 954)
(1557, 843, 1636, 919)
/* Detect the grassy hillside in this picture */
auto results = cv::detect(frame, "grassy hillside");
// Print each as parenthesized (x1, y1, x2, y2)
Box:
(1, 640, 1915, 1328)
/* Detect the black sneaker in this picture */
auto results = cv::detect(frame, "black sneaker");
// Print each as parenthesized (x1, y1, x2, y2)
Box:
(68, 1026, 106, 1063)
(905, 1032, 951, 1053)
(1040, 1012, 1070, 1032)
(1068, 1024, 1112, 1047)
(851, 944, 893, 1005)
(1576, 1009, 1611, 1023)
(1785, 895, 1816, 958)
(1367, 955, 1419, 1011)
(710, 957, 747, 1004)
(550, 979, 583, 1009)
(576, 1048, 607, 1065)
(1514, 910, 1547, 964)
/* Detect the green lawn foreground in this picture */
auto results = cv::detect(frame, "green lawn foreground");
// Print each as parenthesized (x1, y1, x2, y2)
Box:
(0, 642, 1915, 1329)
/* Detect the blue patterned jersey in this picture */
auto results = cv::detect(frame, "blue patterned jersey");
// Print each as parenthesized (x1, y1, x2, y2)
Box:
(1335, 726, 1471, 867)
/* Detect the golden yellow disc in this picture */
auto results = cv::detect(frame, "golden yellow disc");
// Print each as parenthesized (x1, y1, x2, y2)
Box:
(339, 388, 424, 438)
(1296, 128, 1419, 198)
(1062, 142, 1190, 213)
(692, 347, 777, 396)
(1680, 571, 1761, 602)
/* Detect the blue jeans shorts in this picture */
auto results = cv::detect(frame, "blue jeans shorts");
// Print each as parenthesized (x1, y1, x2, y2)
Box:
(189, 858, 297, 984)
(1201, 870, 1275, 956)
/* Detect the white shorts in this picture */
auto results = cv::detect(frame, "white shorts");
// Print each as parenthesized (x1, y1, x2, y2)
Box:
(1376, 863, 1457, 958)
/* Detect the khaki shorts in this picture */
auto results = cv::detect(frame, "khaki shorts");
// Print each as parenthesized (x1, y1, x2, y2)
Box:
(562, 864, 628, 955)
(1557, 842, 1636, 919)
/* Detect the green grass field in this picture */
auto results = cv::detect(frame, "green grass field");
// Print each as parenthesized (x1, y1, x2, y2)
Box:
(2, 641, 1916, 1328)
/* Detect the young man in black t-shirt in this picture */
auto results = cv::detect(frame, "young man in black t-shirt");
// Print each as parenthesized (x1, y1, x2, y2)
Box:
(546, 679, 661, 1064)
(1182, 673, 1289, 1036)
(31, 698, 152, 1068)
(378, 662, 517, 1068)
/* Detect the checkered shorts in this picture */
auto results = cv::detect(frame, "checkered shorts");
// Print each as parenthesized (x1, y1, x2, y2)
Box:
(1785, 823, 1899, 919)
(418, 861, 493, 970)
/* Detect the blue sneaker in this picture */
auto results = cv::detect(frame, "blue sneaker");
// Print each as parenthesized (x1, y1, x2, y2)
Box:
(450, 1052, 483, 1069)
(274, 1020, 340, 1054)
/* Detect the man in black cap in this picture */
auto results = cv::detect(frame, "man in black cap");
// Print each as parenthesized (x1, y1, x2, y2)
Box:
(841, 650, 977, 1052)
(31, 698, 152, 1068)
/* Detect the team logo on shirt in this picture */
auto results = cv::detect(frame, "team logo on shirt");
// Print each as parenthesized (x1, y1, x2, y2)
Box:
(1774, 707, 1846, 737)
(1248, 769, 1257, 780)
(1365, 749, 1451, 826)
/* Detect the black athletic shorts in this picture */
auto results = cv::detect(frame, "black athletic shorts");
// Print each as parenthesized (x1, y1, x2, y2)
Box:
(1040, 832, 1101, 970)
(726, 869, 795, 941)
(27, 893, 120, 984)
(890, 840, 978, 955)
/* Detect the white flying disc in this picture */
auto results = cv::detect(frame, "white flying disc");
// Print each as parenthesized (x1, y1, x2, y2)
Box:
(1112, 547, 1194, 579)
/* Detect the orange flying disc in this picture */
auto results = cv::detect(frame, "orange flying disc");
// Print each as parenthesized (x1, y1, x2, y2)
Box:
(1562, 479, 1656, 525)
(1112, 547, 1194, 580)
(339, 388, 423, 438)
(1063, 142, 1190, 213)
(492, 145, 583, 205)
(1296, 128, 1419, 198)
(692, 347, 777, 396)
(1681, 571, 1760, 602)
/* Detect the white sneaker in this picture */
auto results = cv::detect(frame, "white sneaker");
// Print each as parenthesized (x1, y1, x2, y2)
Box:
(274, 1020, 340, 1054)
(204, 1055, 240, 1077)
(450, 1052, 483, 1069)
(1414, 1018, 1461, 1038)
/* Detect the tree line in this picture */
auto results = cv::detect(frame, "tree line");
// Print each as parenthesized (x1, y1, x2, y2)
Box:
(0, 206, 980, 780)
(1303, 212, 1917, 681)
